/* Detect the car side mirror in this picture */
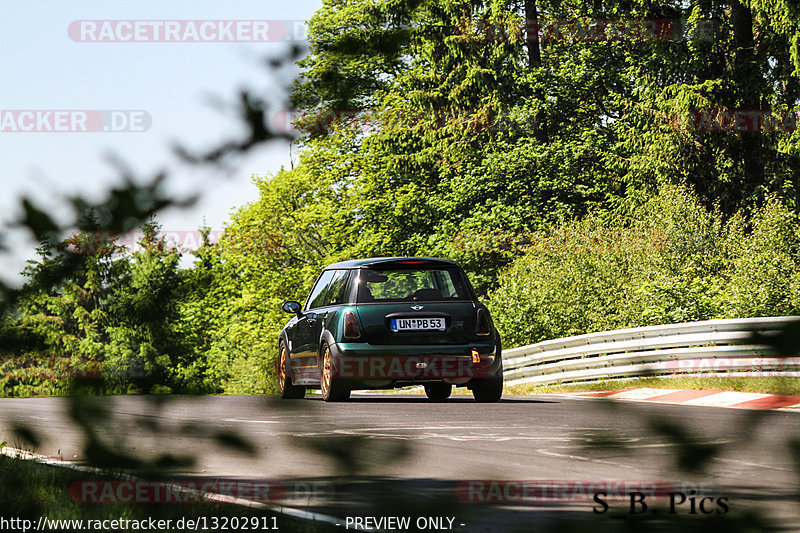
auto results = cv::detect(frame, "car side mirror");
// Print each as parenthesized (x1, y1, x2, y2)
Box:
(281, 301, 303, 316)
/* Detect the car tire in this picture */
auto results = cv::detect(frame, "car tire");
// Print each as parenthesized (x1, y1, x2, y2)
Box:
(320, 343, 350, 402)
(278, 341, 305, 399)
(471, 371, 503, 403)
(424, 382, 452, 401)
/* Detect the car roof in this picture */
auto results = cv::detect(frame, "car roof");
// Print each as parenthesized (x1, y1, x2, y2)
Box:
(323, 257, 462, 270)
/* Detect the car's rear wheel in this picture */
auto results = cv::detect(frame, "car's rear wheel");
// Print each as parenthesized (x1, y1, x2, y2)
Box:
(320, 343, 350, 402)
(278, 341, 305, 399)
(424, 382, 452, 401)
(471, 373, 502, 403)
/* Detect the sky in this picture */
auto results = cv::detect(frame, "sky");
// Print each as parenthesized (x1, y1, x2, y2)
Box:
(0, 0, 323, 284)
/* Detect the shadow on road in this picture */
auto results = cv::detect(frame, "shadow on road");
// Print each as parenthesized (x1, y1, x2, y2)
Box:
(336, 395, 559, 404)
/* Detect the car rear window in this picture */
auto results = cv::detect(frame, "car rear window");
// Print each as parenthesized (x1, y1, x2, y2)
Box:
(356, 267, 471, 302)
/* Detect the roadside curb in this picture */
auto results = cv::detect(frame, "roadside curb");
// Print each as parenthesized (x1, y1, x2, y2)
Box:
(555, 388, 800, 412)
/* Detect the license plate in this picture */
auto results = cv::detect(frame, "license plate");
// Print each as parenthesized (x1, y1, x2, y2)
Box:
(391, 317, 446, 332)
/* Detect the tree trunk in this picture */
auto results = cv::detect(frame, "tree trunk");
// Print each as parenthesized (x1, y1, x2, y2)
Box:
(524, 0, 541, 68)
(524, 0, 547, 141)
(731, 1, 764, 208)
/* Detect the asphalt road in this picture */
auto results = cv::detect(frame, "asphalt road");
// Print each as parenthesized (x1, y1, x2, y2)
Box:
(1, 393, 799, 531)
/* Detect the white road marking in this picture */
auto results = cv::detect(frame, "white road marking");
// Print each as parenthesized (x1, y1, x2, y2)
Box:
(713, 457, 794, 472)
(568, 439, 733, 449)
(606, 389, 681, 400)
(288, 428, 571, 441)
(223, 419, 281, 424)
(537, 449, 638, 469)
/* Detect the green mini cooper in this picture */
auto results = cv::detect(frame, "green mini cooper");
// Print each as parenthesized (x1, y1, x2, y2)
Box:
(278, 257, 503, 402)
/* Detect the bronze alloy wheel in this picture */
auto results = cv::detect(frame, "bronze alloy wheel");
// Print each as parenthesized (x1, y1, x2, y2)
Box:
(279, 347, 286, 390)
(320, 343, 350, 402)
(321, 345, 331, 397)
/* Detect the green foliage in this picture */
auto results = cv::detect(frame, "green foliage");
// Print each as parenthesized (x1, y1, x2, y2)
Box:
(488, 186, 800, 348)
(285, 0, 800, 297)
(723, 197, 800, 316)
(1, 220, 222, 396)
(103, 222, 184, 393)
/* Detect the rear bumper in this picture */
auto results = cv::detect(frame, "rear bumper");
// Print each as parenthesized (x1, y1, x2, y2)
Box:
(330, 340, 502, 386)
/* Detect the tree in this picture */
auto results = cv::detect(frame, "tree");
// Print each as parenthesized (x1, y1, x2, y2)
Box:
(103, 221, 183, 393)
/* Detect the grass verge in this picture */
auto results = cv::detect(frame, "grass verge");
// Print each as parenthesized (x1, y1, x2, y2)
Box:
(0, 453, 334, 533)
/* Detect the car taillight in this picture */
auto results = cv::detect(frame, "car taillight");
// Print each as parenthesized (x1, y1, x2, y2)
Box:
(476, 308, 491, 336)
(344, 310, 361, 339)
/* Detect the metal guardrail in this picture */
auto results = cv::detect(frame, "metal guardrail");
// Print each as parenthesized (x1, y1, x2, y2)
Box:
(502, 317, 800, 386)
